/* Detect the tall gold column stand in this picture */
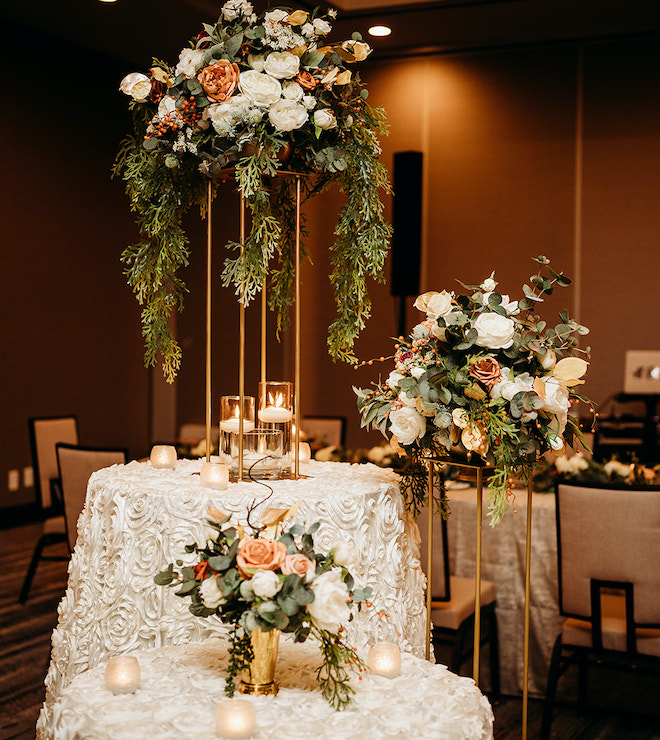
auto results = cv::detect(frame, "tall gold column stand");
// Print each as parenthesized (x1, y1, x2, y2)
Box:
(473, 466, 483, 685)
(205, 181, 213, 462)
(238, 193, 247, 480)
(521, 476, 533, 740)
(293, 176, 302, 479)
(261, 277, 267, 387)
(425, 462, 434, 660)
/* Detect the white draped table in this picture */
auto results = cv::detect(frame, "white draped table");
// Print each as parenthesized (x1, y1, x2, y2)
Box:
(446, 486, 562, 696)
(38, 460, 427, 737)
(49, 639, 493, 739)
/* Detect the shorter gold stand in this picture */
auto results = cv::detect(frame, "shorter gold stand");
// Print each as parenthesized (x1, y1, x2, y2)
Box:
(238, 628, 280, 696)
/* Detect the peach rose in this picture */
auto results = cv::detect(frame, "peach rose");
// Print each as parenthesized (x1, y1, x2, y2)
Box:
(198, 60, 240, 102)
(295, 70, 317, 91)
(237, 537, 287, 575)
(281, 553, 315, 578)
(469, 357, 502, 387)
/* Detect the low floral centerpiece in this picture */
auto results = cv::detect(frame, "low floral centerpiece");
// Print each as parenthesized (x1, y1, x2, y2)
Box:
(355, 256, 593, 523)
(114, 1, 391, 381)
(155, 503, 372, 709)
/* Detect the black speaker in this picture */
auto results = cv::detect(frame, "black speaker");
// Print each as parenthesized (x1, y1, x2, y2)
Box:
(390, 151, 423, 297)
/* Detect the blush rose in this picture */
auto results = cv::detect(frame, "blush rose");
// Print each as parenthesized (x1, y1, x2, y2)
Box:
(237, 537, 287, 576)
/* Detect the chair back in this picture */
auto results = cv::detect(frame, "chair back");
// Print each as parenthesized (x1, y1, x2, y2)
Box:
(29, 416, 79, 511)
(557, 483, 660, 627)
(56, 443, 128, 551)
(301, 417, 346, 447)
(416, 503, 451, 601)
(178, 423, 219, 444)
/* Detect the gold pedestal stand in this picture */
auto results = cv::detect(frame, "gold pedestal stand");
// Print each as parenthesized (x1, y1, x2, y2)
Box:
(424, 457, 533, 739)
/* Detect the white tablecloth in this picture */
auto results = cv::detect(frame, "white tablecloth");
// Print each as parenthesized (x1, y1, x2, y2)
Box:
(446, 486, 562, 696)
(38, 460, 427, 737)
(50, 639, 493, 739)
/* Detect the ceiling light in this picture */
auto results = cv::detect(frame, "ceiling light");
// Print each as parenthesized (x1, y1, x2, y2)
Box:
(368, 25, 391, 37)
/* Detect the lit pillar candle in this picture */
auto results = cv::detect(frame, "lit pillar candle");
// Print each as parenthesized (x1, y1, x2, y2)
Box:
(258, 405, 293, 423)
(219, 418, 256, 433)
(367, 642, 401, 678)
(150, 445, 177, 470)
(105, 656, 141, 694)
(200, 461, 229, 490)
(215, 698, 256, 739)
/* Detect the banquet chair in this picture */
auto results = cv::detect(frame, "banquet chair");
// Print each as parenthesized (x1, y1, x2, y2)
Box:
(19, 415, 78, 603)
(301, 417, 346, 447)
(55, 443, 128, 552)
(417, 503, 500, 695)
(540, 483, 660, 739)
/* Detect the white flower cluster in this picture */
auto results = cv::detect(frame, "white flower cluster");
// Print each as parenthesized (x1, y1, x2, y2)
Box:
(262, 9, 307, 51)
(222, 0, 256, 23)
(555, 452, 590, 475)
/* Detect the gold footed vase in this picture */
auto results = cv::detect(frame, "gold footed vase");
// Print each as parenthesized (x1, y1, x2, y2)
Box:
(239, 628, 280, 696)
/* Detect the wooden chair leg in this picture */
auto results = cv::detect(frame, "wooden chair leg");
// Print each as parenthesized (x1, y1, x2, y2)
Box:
(577, 648, 588, 708)
(486, 607, 500, 697)
(540, 634, 564, 740)
(19, 535, 48, 604)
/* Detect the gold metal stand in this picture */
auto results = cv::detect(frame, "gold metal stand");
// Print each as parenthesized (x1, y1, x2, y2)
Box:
(205, 181, 213, 463)
(522, 476, 533, 740)
(238, 194, 246, 480)
(293, 176, 302, 479)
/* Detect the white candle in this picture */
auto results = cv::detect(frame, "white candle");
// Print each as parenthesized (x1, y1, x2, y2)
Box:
(367, 642, 401, 678)
(297, 442, 311, 462)
(150, 445, 177, 470)
(258, 406, 293, 423)
(242, 452, 280, 471)
(105, 656, 141, 694)
(200, 461, 229, 490)
(215, 698, 256, 739)
(220, 418, 256, 433)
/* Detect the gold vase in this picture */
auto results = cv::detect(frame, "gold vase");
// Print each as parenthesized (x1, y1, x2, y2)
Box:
(238, 628, 280, 696)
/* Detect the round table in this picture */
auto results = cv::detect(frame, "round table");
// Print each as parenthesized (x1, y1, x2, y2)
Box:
(38, 460, 427, 737)
(49, 639, 494, 739)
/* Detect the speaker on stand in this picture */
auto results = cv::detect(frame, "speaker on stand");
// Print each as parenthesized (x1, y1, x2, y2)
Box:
(390, 151, 423, 338)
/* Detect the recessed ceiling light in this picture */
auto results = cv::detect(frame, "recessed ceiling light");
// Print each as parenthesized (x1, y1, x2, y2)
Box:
(368, 25, 391, 37)
(99, 0, 117, 3)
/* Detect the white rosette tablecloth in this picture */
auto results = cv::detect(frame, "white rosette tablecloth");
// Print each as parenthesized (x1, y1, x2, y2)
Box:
(38, 460, 427, 738)
(50, 639, 493, 739)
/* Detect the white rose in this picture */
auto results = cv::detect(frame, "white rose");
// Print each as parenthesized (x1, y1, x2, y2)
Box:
(388, 407, 427, 446)
(308, 570, 351, 633)
(200, 576, 224, 609)
(474, 312, 516, 349)
(413, 291, 453, 319)
(175, 48, 206, 78)
(265, 9, 288, 23)
(332, 541, 356, 567)
(499, 372, 535, 401)
(222, 0, 254, 21)
(386, 370, 405, 389)
(239, 70, 282, 106)
(264, 51, 300, 79)
(481, 277, 497, 292)
(301, 22, 315, 38)
(535, 348, 557, 370)
(541, 378, 570, 416)
(313, 17, 332, 35)
(282, 80, 304, 101)
(248, 54, 266, 72)
(119, 72, 151, 102)
(548, 435, 565, 452)
(499, 294, 520, 315)
(411, 366, 426, 379)
(302, 95, 317, 111)
(268, 99, 308, 131)
(251, 569, 282, 598)
(157, 95, 177, 119)
(313, 108, 337, 129)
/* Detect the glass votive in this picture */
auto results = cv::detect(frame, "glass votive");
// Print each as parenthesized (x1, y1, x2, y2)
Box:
(258, 381, 293, 474)
(367, 642, 401, 678)
(150, 444, 177, 470)
(220, 396, 256, 464)
(297, 441, 311, 463)
(105, 655, 141, 694)
(215, 698, 256, 739)
(200, 461, 229, 490)
(231, 429, 283, 480)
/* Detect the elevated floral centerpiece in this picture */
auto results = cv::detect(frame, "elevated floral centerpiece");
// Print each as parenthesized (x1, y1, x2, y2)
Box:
(155, 503, 372, 709)
(355, 256, 593, 523)
(115, 1, 391, 380)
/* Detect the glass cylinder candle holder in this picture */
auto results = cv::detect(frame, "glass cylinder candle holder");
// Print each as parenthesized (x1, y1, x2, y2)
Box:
(220, 396, 255, 464)
(367, 642, 401, 678)
(105, 655, 141, 694)
(257, 381, 293, 474)
(215, 698, 256, 739)
(150, 444, 177, 470)
(200, 460, 229, 490)
(231, 429, 283, 480)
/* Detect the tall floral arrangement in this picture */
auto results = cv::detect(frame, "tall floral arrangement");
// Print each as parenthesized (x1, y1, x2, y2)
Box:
(155, 503, 372, 709)
(114, 1, 391, 381)
(355, 256, 593, 523)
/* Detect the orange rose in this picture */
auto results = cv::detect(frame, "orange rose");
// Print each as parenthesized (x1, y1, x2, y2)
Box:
(236, 537, 287, 576)
(281, 553, 315, 578)
(197, 60, 240, 102)
(469, 357, 501, 387)
(295, 70, 317, 91)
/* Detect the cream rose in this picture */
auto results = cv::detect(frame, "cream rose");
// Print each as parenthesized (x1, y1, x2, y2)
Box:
(386, 370, 405, 389)
(313, 17, 332, 35)
(251, 569, 282, 598)
(239, 70, 282, 106)
(474, 312, 516, 349)
(313, 108, 337, 130)
(200, 576, 225, 609)
(332, 541, 357, 567)
(175, 48, 206, 78)
(268, 99, 308, 131)
(308, 570, 351, 633)
(222, 0, 254, 21)
(264, 51, 301, 79)
(388, 406, 427, 446)
(341, 40, 371, 61)
(414, 291, 453, 319)
(282, 80, 304, 101)
(119, 72, 152, 102)
(248, 54, 266, 71)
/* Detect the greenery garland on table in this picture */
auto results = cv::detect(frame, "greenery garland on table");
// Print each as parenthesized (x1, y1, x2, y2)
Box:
(113, 2, 392, 381)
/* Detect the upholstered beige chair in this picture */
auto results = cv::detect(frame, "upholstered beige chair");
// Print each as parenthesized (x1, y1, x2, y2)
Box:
(417, 503, 500, 695)
(20, 416, 78, 603)
(301, 417, 346, 448)
(55, 443, 128, 551)
(541, 483, 660, 738)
